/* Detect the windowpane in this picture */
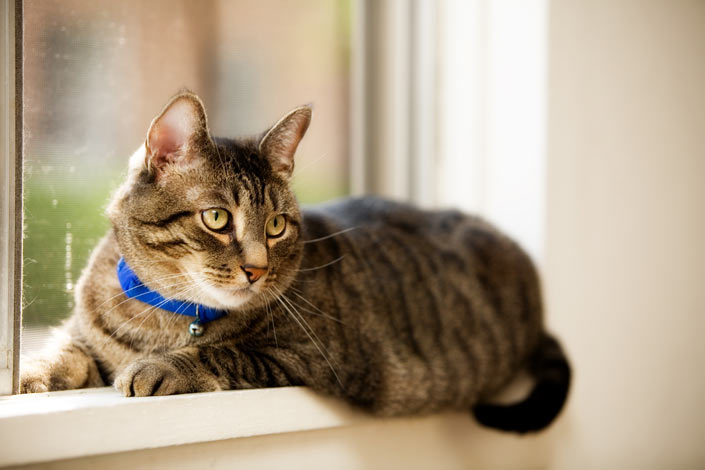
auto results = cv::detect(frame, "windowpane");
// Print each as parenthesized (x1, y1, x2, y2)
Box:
(22, 0, 351, 354)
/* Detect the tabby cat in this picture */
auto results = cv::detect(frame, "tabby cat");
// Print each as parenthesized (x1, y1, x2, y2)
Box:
(20, 92, 570, 433)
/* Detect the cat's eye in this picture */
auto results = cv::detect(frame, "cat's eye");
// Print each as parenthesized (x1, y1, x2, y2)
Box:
(202, 208, 230, 231)
(266, 214, 287, 238)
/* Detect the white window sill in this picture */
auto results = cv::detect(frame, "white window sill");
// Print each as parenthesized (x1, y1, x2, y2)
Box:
(0, 386, 366, 467)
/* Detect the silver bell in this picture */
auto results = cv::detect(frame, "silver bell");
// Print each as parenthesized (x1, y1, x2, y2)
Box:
(189, 320, 205, 337)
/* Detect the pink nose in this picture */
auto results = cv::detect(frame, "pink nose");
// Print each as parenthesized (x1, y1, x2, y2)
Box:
(241, 265, 267, 284)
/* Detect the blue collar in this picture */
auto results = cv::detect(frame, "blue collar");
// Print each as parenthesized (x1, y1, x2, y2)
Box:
(116, 257, 228, 325)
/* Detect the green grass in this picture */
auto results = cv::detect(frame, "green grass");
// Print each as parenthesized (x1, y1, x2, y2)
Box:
(22, 169, 121, 326)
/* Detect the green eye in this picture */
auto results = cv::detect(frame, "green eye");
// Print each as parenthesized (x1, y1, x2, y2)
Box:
(266, 214, 287, 238)
(202, 208, 230, 231)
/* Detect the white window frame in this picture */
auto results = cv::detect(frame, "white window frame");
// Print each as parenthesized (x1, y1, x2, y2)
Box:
(353, 0, 547, 262)
(435, 0, 548, 262)
(0, 386, 367, 467)
(0, 0, 21, 397)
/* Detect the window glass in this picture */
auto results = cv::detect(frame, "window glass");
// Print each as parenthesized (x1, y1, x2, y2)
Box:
(22, 0, 351, 353)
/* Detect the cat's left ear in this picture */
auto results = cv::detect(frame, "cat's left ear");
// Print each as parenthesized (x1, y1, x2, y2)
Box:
(259, 105, 312, 179)
(145, 92, 210, 177)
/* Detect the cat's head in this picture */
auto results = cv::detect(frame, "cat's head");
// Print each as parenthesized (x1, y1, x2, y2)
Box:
(107, 91, 311, 312)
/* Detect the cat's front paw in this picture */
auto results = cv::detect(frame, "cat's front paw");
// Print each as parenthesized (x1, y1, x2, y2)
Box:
(114, 358, 194, 397)
(20, 361, 53, 393)
(20, 371, 50, 394)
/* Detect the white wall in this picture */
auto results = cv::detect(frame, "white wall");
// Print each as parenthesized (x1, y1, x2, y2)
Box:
(545, 0, 705, 467)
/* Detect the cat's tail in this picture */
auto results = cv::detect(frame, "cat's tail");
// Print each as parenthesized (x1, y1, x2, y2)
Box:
(472, 332, 571, 433)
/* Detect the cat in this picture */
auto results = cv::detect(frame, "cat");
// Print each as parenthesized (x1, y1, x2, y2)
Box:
(20, 91, 570, 433)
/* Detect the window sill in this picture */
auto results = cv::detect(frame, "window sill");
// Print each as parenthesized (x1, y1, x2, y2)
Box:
(0, 386, 365, 467)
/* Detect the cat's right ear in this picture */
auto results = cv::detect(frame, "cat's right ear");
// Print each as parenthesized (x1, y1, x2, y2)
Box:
(144, 92, 210, 178)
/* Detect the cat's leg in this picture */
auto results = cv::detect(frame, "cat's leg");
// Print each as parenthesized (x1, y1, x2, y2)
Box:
(20, 328, 104, 393)
(114, 346, 299, 397)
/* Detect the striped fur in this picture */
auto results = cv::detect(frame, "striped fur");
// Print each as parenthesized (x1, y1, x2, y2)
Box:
(20, 92, 570, 432)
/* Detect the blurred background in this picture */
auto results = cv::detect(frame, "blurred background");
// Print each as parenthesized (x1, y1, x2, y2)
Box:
(20, 0, 705, 468)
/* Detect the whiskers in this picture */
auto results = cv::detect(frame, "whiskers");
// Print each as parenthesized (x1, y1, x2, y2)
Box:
(92, 265, 206, 324)
(97, 278, 200, 349)
(287, 286, 345, 325)
(271, 285, 343, 387)
(302, 226, 358, 244)
(125, 283, 200, 350)
(297, 226, 356, 274)
(296, 255, 345, 273)
(262, 288, 278, 347)
(93, 262, 219, 349)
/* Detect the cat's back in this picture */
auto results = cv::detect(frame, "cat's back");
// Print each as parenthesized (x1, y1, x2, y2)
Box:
(301, 195, 542, 333)
(303, 195, 471, 238)
(302, 195, 521, 260)
(299, 196, 544, 411)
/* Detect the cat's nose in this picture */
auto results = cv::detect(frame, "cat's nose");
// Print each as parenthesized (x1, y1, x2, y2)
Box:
(241, 264, 267, 284)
